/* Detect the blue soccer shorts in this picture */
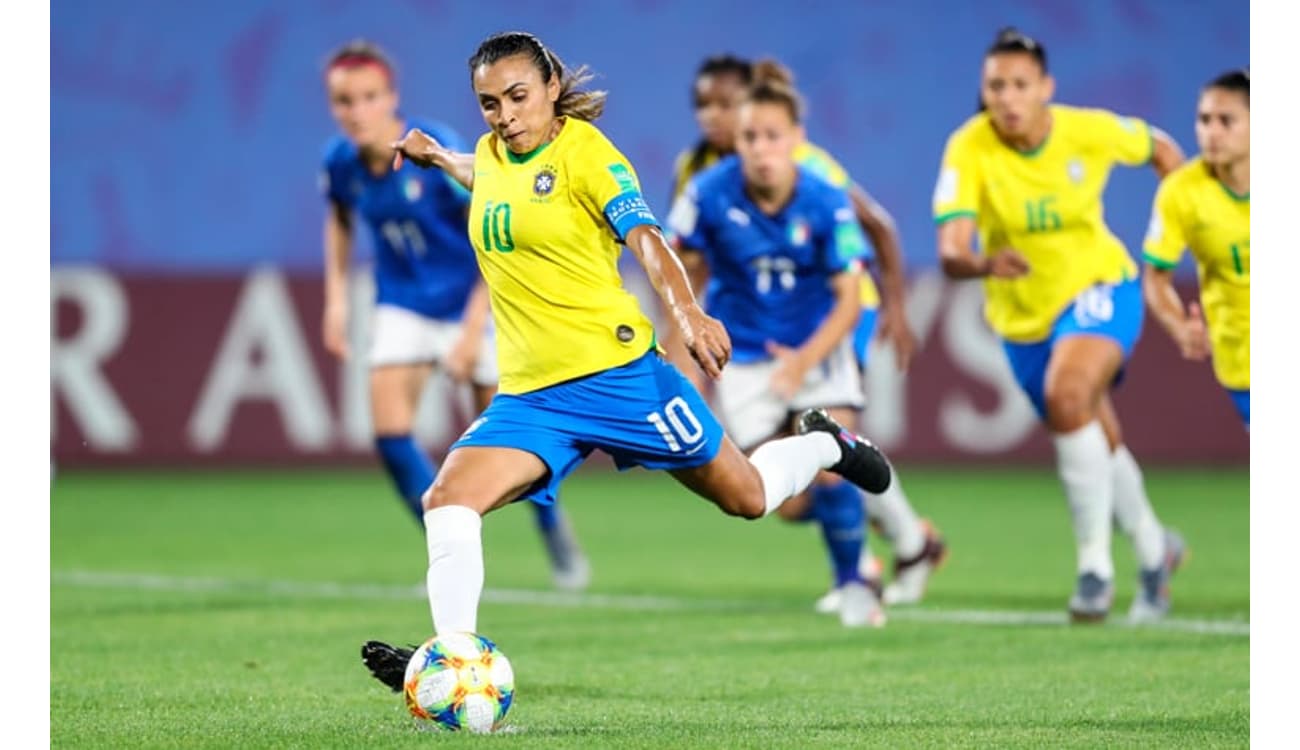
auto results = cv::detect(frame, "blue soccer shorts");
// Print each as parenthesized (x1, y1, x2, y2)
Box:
(450, 348, 725, 505)
(1001, 276, 1145, 419)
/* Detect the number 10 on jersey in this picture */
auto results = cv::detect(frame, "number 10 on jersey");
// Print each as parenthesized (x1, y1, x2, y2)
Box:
(481, 200, 515, 252)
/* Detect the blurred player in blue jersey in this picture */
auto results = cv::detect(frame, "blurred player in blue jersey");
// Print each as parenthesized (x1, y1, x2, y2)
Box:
(361, 31, 896, 690)
(667, 56, 945, 609)
(668, 65, 885, 626)
(318, 40, 589, 589)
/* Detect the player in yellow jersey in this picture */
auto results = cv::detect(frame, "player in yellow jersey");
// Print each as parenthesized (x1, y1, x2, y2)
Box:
(358, 32, 896, 688)
(1143, 70, 1250, 427)
(667, 54, 946, 611)
(934, 28, 1187, 623)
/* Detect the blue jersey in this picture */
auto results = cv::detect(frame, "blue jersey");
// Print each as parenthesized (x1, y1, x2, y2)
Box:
(667, 156, 871, 363)
(320, 118, 477, 320)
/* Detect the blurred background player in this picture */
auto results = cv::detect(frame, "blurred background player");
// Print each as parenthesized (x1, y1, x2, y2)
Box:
(318, 40, 590, 589)
(667, 55, 945, 608)
(668, 65, 884, 626)
(934, 28, 1186, 623)
(1142, 70, 1250, 428)
(363, 31, 895, 689)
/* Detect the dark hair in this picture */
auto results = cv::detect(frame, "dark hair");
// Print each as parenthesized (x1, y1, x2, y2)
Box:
(1204, 68, 1250, 105)
(324, 39, 397, 87)
(986, 26, 1048, 73)
(977, 27, 1048, 112)
(467, 31, 605, 121)
(744, 58, 805, 124)
(695, 54, 753, 87)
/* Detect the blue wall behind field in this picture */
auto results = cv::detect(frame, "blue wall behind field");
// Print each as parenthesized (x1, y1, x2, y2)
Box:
(52, 0, 1247, 273)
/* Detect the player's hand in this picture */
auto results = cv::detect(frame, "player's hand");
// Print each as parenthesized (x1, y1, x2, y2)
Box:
(1177, 302, 1211, 361)
(445, 332, 481, 384)
(677, 303, 731, 380)
(986, 248, 1031, 279)
(766, 342, 809, 402)
(391, 128, 447, 170)
(322, 302, 349, 360)
(877, 303, 917, 371)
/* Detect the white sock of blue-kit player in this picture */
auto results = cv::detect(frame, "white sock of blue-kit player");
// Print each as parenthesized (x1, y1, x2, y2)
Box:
(750, 432, 842, 516)
(1110, 445, 1167, 570)
(424, 505, 483, 635)
(1052, 421, 1115, 580)
(866, 475, 925, 559)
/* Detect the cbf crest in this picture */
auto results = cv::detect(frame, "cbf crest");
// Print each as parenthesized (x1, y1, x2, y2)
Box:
(1067, 158, 1085, 185)
(533, 165, 558, 198)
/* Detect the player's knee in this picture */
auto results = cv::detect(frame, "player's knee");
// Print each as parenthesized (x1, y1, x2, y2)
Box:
(1045, 378, 1095, 430)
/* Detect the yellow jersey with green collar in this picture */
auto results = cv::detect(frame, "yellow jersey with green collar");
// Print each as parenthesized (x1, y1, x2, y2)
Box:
(469, 118, 659, 394)
(669, 140, 879, 308)
(933, 104, 1154, 342)
(1143, 157, 1250, 389)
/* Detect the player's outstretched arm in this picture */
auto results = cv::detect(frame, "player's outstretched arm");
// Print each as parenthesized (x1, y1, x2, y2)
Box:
(1149, 127, 1186, 179)
(1142, 264, 1209, 360)
(624, 224, 731, 380)
(390, 128, 477, 191)
(658, 247, 711, 390)
(849, 183, 916, 370)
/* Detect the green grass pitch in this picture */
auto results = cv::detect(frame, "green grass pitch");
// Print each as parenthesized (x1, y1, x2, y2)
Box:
(51, 465, 1248, 748)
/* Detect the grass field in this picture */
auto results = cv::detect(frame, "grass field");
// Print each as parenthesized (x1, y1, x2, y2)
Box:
(51, 465, 1249, 748)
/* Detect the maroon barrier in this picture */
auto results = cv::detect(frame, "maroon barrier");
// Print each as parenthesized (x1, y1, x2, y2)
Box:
(51, 268, 1247, 467)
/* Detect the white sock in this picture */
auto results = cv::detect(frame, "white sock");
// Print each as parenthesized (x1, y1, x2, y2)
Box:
(424, 505, 484, 635)
(1052, 421, 1115, 580)
(750, 432, 841, 516)
(1111, 445, 1166, 570)
(866, 474, 925, 559)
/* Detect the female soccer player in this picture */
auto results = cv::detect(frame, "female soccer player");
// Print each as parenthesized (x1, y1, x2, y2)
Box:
(668, 55, 945, 609)
(318, 40, 589, 589)
(934, 28, 1186, 623)
(361, 31, 894, 688)
(668, 66, 883, 626)
(1142, 70, 1250, 427)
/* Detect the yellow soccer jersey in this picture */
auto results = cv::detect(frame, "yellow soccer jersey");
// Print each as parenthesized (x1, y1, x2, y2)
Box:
(469, 118, 659, 394)
(670, 140, 879, 308)
(1143, 157, 1250, 389)
(933, 104, 1153, 342)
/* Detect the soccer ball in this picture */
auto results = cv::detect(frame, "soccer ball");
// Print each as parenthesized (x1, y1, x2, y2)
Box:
(403, 632, 515, 733)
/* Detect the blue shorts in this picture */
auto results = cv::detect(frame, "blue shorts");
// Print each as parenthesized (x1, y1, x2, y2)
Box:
(1227, 388, 1250, 428)
(450, 349, 725, 505)
(852, 306, 880, 371)
(1001, 277, 1145, 419)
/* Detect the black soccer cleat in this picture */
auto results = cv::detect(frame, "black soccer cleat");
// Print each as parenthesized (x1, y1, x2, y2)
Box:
(361, 640, 415, 693)
(796, 408, 892, 494)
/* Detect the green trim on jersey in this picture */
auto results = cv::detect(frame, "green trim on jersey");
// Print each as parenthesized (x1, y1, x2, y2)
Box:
(1217, 180, 1250, 202)
(1142, 252, 1178, 270)
(505, 136, 556, 165)
(934, 209, 977, 225)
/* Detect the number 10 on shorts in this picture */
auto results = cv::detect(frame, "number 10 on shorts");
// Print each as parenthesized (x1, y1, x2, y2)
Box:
(646, 397, 705, 452)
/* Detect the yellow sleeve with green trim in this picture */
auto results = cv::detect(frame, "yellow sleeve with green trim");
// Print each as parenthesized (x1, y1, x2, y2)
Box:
(1142, 176, 1187, 269)
(932, 130, 980, 224)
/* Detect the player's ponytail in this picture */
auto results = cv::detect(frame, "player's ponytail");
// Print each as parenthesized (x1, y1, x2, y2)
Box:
(468, 32, 606, 122)
(1205, 68, 1250, 106)
(744, 58, 805, 123)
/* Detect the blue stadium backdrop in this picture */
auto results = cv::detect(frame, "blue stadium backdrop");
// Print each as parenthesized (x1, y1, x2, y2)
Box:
(51, 0, 1249, 465)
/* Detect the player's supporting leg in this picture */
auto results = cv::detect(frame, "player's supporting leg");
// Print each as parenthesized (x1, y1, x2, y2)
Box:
(811, 478, 885, 627)
(870, 473, 947, 605)
(1043, 336, 1123, 622)
(469, 381, 591, 591)
(371, 364, 438, 526)
(1098, 397, 1185, 622)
